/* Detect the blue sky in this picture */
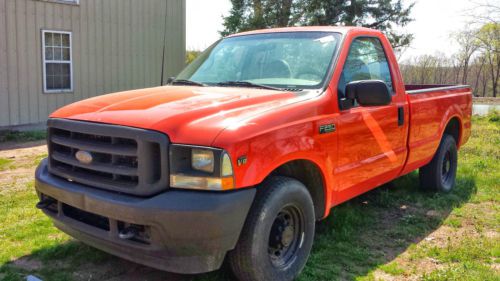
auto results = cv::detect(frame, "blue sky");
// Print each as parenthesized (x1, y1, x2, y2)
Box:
(186, 0, 486, 60)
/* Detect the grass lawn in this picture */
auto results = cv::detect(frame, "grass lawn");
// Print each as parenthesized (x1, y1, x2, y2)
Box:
(0, 112, 498, 281)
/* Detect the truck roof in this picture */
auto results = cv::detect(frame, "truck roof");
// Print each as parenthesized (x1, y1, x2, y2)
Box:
(228, 26, 377, 38)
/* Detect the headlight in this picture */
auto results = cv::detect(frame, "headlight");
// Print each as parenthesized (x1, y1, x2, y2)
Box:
(170, 145, 234, 191)
(192, 149, 214, 173)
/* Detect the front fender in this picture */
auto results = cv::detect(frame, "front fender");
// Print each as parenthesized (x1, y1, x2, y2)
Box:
(216, 120, 336, 218)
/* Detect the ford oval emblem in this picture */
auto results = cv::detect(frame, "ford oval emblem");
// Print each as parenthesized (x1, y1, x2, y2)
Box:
(75, 150, 93, 165)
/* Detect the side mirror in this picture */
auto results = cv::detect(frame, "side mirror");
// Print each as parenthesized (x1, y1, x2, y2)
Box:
(166, 77, 175, 85)
(345, 80, 392, 107)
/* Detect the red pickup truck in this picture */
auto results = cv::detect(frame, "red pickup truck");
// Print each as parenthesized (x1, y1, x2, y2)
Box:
(35, 26, 472, 281)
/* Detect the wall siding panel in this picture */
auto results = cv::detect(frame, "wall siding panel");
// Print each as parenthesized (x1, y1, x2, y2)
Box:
(79, 0, 88, 100)
(35, 1, 47, 121)
(26, 0, 39, 124)
(0, 0, 10, 126)
(1, 0, 186, 129)
(16, 0, 30, 124)
(6, 0, 20, 125)
(61, 4, 72, 106)
(71, 3, 81, 103)
(102, 0, 111, 94)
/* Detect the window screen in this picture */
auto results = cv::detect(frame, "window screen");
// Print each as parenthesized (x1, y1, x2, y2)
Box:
(42, 31, 72, 92)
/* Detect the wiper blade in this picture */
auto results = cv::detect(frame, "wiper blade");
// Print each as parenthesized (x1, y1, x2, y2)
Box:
(171, 79, 207, 87)
(216, 81, 282, 91)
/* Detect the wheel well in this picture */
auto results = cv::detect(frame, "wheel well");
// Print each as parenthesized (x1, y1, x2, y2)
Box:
(269, 160, 326, 220)
(444, 117, 461, 145)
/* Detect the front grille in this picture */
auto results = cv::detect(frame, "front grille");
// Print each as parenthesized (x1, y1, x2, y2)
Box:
(39, 193, 151, 245)
(47, 119, 169, 196)
(63, 203, 110, 231)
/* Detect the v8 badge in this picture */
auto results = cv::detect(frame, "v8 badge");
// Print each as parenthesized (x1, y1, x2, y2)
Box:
(237, 156, 247, 166)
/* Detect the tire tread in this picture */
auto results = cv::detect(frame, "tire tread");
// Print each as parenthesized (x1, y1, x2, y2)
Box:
(229, 176, 314, 281)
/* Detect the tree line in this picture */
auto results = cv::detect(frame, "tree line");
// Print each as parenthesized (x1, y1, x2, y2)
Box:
(400, 23, 499, 97)
(221, 0, 414, 48)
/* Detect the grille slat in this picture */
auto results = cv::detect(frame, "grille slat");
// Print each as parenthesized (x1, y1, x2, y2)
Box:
(52, 151, 139, 177)
(52, 134, 137, 156)
(51, 164, 138, 189)
(47, 119, 169, 196)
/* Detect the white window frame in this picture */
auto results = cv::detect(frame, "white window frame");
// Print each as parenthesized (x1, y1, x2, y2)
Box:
(62, 0, 79, 4)
(46, 0, 80, 5)
(42, 30, 73, 93)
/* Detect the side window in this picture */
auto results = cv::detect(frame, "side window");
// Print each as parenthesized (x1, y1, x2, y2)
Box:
(338, 37, 394, 102)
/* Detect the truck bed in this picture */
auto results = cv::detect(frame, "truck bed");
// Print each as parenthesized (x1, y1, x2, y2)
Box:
(402, 84, 473, 175)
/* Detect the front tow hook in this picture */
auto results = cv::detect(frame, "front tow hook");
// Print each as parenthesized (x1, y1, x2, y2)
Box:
(36, 198, 56, 209)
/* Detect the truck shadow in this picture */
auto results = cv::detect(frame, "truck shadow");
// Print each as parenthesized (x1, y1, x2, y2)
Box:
(298, 172, 477, 280)
(3, 172, 476, 281)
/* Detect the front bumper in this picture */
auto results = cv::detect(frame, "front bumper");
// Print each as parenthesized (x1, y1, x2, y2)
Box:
(35, 159, 256, 274)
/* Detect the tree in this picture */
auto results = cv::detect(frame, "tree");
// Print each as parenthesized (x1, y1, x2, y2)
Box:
(476, 23, 500, 97)
(468, 1, 500, 25)
(221, 0, 415, 48)
(186, 50, 202, 64)
(304, 0, 414, 48)
(471, 55, 487, 96)
(220, 0, 306, 36)
(453, 28, 480, 84)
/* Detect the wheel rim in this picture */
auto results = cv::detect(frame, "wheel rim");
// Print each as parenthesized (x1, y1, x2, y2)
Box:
(441, 150, 452, 184)
(268, 205, 304, 268)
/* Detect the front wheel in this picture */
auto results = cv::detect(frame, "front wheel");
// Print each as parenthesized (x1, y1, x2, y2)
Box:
(228, 176, 315, 281)
(419, 134, 458, 192)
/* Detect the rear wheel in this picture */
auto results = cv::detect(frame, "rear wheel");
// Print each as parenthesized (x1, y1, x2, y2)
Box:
(419, 134, 458, 192)
(228, 176, 315, 281)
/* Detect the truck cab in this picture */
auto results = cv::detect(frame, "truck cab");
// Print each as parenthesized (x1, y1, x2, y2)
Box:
(35, 26, 471, 281)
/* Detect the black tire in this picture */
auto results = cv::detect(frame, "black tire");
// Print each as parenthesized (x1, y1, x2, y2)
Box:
(228, 176, 315, 281)
(419, 134, 458, 192)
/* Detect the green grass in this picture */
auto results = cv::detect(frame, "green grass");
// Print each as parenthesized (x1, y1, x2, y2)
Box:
(422, 262, 499, 281)
(379, 262, 405, 276)
(0, 112, 498, 281)
(427, 236, 499, 264)
(0, 158, 14, 171)
(0, 154, 47, 172)
(0, 130, 46, 143)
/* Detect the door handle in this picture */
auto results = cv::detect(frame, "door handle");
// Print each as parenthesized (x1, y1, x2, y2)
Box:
(398, 106, 404, 126)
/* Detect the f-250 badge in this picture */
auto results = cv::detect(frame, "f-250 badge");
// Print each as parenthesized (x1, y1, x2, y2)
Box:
(319, 124, 336, 134)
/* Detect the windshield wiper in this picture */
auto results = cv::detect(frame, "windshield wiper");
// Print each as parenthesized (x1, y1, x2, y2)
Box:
(171, 79, 207, 87)
(216, 81, 283, 91)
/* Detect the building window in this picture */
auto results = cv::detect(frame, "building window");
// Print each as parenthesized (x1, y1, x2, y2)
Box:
(60, 0, 79, 4)
(43, 0, 80, 5)
(42, 30, 73, 93)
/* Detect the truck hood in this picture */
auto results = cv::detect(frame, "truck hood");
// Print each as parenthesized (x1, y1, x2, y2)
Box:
(50, 86, 302, 146)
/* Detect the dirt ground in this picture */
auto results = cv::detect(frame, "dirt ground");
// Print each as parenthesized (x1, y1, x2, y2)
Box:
(0, 142, 47, 186)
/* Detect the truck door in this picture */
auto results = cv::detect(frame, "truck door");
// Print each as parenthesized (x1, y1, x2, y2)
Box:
(335, 36, 407, 201)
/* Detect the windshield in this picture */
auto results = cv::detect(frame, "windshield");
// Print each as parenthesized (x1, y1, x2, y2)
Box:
(176, 32, 341, 90)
